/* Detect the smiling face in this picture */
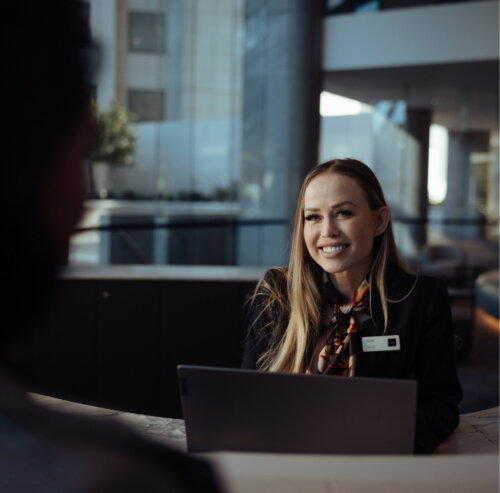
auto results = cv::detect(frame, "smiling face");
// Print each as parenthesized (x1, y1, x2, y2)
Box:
(303, 171, 390, 293)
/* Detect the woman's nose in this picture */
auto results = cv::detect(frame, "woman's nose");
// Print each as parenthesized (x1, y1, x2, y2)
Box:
(321, 217, 339, 237)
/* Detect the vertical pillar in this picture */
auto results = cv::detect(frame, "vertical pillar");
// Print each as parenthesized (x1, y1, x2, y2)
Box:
(444, 131, 490, 239)
(486, 135, 499, 238)
(237, 0, 323, 266)
(406, 108, 431, 250)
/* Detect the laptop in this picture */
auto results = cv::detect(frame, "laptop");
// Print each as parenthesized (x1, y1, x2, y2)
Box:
(177, 365, 417, 454)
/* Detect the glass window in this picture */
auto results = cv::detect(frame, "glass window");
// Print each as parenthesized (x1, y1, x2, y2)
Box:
(129, 11, 165, 54)
(76, 1, 499, 274)
(128, 89, 165, 122)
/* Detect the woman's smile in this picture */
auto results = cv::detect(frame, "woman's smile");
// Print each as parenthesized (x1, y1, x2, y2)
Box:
(319, 243, 349, 257)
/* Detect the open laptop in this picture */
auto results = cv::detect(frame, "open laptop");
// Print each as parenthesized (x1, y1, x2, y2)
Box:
(177, 365, 417, 454)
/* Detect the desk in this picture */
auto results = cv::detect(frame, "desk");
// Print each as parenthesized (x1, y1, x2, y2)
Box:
(32, 395, 498, 492)
(207, 452, 498, 493)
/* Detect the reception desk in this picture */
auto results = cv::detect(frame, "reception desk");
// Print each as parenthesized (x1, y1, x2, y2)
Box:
(207, 452, 498, 493)
(32, 394, 498, 492)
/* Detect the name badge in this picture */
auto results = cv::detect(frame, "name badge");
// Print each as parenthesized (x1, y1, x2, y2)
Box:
(362, 335, 401, 352)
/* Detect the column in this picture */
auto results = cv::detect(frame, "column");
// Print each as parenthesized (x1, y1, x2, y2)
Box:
(444, 131, 490, 239)
(237, 0, 323, 266)
(406, 108, 431, 250)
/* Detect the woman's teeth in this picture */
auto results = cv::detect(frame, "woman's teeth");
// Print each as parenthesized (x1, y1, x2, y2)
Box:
(323, 245, 347, 253)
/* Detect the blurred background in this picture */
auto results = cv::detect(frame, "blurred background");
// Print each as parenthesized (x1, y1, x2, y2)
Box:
(74, 0, 499, 271)
(28, 0, 499, 418)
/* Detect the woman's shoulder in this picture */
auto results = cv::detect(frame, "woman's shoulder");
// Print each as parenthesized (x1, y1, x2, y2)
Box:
(253, 267, 288, 298)
(261, 267, 288, 286)
(252, 267, 289, 313)
(386, 265, 448, 299)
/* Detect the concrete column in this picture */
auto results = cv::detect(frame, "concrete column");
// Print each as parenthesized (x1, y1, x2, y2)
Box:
(238, 0, 323, 266)
(406, 108, 431, 250)
(444, 131, 490, 239)
(486, 136, 499, 237)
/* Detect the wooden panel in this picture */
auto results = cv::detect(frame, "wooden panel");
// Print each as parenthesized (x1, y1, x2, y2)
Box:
(23, 277, 257, 418)
(26, 280, 100, 403)
(96, 280, 163, 415)
(159, 280, 254, 417)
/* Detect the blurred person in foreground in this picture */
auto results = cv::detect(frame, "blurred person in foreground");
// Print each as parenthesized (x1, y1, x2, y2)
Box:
(0, 1, 223, 491)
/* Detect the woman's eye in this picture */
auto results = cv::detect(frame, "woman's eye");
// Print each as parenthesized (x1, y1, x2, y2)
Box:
(304, 214, 320, 221)
(336, 209, 353, 218)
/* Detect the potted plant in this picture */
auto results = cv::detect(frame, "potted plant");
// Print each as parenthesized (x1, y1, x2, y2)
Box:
(88, 100, 138, 198)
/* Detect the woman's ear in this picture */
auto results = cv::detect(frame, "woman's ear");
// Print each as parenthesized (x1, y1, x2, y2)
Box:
(374, 206, 391, 237)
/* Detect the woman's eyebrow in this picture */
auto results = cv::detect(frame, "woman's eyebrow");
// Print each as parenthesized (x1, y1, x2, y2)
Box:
(304, 201, 355, 212)
(331, 201, 355, 208)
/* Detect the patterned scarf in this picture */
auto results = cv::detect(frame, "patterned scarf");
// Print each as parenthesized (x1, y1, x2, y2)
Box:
(306, 274, 370, 377)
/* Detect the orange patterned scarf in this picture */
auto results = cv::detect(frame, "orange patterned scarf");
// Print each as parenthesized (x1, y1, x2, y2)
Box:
(306, 275, 369, 377)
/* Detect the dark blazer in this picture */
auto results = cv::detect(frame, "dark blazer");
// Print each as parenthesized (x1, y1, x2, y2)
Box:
(242, 267, 463, 454)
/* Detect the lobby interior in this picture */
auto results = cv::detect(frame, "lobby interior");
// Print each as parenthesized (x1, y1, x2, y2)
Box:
(16, 1, 499, 489)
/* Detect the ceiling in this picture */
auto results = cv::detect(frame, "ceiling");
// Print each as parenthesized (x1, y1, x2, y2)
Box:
(323, 59, 499, 131)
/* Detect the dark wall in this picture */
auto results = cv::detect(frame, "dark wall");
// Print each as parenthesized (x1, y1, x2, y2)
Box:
(24, 277, 257, 418)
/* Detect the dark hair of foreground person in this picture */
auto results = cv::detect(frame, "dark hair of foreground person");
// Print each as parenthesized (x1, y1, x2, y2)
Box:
(0, 2, 223, 491)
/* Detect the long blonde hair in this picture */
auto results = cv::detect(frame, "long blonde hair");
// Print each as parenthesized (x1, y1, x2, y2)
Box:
(253, 159, 410, 373)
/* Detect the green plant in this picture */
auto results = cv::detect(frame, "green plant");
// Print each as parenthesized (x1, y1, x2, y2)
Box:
(89, 100, 138, 165)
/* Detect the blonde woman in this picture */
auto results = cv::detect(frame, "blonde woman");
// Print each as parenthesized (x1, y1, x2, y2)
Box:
(242, 159, 462, 454)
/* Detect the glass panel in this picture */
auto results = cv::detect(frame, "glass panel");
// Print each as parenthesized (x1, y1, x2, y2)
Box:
(128, 89, 165, 122)
(74, 0, 258, 267)
(128, 11, 166, 54)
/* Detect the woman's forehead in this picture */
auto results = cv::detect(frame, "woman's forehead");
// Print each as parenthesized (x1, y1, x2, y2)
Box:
(304, 172, 366, 206)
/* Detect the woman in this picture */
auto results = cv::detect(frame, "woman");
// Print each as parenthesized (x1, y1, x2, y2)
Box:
(242, 158, 462, 454)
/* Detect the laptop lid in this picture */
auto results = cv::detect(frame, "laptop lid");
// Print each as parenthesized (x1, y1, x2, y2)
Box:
(177, 365, 417, 454)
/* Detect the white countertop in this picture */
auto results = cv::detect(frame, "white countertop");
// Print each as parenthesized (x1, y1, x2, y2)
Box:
(207, 452, 498, 493)
(31, 394, 498, 455)
(31, 394, 499, 492)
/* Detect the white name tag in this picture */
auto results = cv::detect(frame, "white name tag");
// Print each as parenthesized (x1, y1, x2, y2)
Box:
(362, 335, 401, 352)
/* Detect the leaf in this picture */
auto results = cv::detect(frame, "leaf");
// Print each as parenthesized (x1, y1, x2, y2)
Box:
(89, 99, 138, 166)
